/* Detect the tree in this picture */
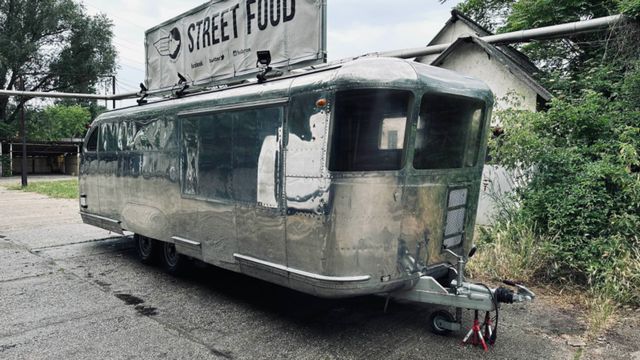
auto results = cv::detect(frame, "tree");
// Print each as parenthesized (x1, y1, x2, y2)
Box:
(457, 0, 640, 80)
(455, 0, 640, 303)
(0, 0, 116, 126)
(28, 104, 91, 141)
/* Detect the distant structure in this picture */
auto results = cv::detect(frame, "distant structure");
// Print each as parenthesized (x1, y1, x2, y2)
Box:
(0, 139, 82, 177)
(417, 10, 552, 224)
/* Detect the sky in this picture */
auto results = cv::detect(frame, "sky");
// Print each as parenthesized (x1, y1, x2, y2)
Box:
(81, 0, 461, 108)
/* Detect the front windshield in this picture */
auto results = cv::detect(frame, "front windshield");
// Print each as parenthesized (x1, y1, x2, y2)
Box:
(414, 94, 484, 170)
(329, 90, 412, 172)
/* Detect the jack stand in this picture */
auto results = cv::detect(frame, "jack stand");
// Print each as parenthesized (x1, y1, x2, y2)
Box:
(462, 310, 488, 352)
(483, 311, 494, 346)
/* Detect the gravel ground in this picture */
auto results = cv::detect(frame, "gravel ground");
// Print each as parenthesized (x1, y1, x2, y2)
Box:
(0, 184, 637, 360)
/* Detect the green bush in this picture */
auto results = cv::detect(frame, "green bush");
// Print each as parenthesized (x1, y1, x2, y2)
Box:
(0, 154, 11, 176)
(485, 62, 640, 304)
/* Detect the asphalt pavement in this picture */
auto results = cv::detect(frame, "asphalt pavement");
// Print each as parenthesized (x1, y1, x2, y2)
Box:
(0, 185, 624, 360)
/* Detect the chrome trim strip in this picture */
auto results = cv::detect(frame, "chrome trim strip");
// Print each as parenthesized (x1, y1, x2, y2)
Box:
(178, 98, 289, 117)
(233, 253, 371, 282)
(171, 236, 201, 247)
(79, 212, 120, 224)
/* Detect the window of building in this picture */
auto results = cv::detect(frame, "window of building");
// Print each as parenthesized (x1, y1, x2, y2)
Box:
(329, 90, 411, 171)
(414, 94, 484, 169)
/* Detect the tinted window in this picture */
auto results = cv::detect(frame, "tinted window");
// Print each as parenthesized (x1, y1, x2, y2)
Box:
(182, 107, 283, 203)
(414, 94, 484, 169)
(329, 90, 411, 171)
(86, 128, 98, 152)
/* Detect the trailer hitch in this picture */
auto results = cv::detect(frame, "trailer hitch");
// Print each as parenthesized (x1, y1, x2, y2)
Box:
(391, 247, 535, 350)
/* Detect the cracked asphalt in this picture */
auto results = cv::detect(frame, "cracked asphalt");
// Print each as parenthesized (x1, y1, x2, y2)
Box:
(0, 183, 635, 360)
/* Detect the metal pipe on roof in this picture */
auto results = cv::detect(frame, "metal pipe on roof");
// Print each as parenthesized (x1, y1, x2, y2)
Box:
(0, 89, 139, 100)
(378, 14, 630, 59)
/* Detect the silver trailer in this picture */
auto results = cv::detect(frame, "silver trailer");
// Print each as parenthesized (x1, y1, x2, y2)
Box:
(79, 57, 533, 338)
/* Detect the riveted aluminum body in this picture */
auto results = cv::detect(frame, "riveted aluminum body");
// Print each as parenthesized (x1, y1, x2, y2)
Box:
(79, 57, 493, 298)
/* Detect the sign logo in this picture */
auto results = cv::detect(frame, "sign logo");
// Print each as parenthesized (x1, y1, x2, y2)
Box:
(153, 27, 182, 60)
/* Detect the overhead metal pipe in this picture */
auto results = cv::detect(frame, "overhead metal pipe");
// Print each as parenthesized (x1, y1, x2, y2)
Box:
(0, 89, 139, 100)
(377, 14, 631, 59)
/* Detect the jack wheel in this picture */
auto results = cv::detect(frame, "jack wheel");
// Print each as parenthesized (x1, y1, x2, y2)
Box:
(429, 310, 455, 336)
(162, 242, 187, 275)
(135, 234, 160, 264)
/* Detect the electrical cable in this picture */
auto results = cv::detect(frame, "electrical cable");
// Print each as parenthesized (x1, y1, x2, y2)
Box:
(475, 282, 499, 345)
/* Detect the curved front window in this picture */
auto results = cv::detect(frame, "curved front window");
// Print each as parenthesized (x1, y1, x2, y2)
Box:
(329, 89, 412, 172)
(414, 94, 484, 169)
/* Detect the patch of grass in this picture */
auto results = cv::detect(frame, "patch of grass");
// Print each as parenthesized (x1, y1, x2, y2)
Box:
(584, 292, 617, 337)
(573, 348, 583, 360)
(467, 209, 626, 336)
(467, 221, 552, 284)
(6, 179, 78, 199)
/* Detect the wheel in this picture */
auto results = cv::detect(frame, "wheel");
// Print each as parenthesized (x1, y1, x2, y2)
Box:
(429, 310, 455, 336)
(161, 241, 187, 275)
(135, 234, 160, 264)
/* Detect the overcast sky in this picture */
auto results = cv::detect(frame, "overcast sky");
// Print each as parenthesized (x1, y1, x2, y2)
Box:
(82, 0, 460, 107)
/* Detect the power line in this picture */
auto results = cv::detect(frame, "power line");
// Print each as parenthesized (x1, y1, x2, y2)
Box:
(119, 61, 146, 73)
(82, 1, 149, 32)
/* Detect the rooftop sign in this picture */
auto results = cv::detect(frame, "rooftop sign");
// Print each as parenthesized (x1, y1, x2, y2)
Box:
(145, 0, 326, 90)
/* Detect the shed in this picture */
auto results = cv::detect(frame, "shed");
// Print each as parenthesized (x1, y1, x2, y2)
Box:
(0, 139, 82, 176)
(417, 10, 551, 112)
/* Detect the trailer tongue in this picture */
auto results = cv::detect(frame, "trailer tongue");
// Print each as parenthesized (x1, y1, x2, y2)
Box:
(392, 248, 535, 351)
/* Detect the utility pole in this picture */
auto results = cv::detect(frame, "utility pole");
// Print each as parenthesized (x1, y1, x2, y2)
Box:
(18, 76, 27, 188)
(112, 75, 116, 109)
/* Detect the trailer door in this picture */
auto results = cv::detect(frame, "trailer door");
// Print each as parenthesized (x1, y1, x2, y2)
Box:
(178, 105, 286, 269)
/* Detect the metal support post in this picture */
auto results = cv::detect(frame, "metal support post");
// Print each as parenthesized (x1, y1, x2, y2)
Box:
(112, 75, 116, 109)
(20, 102, 27, 187)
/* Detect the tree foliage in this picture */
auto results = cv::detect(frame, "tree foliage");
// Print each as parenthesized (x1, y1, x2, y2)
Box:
(491, 63, 640, 303)
(457, 0, 640, 78)
(455, 0, 640, 303)
(30, 104, 91, 141)
(0, 103, 96, 141)
(0, 0, 116, 125)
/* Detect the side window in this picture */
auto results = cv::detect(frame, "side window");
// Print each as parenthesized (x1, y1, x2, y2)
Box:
(181, 106, 283, 204)
(85, 127, 99, 152)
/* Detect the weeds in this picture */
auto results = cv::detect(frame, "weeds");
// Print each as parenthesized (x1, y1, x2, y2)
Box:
(584, 291, 617, 337)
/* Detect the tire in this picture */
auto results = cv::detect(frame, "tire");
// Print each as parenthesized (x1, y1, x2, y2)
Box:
(161, 241, 187, 275)
(135, 234, 160, 265)
(429, 310, 455, 336)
